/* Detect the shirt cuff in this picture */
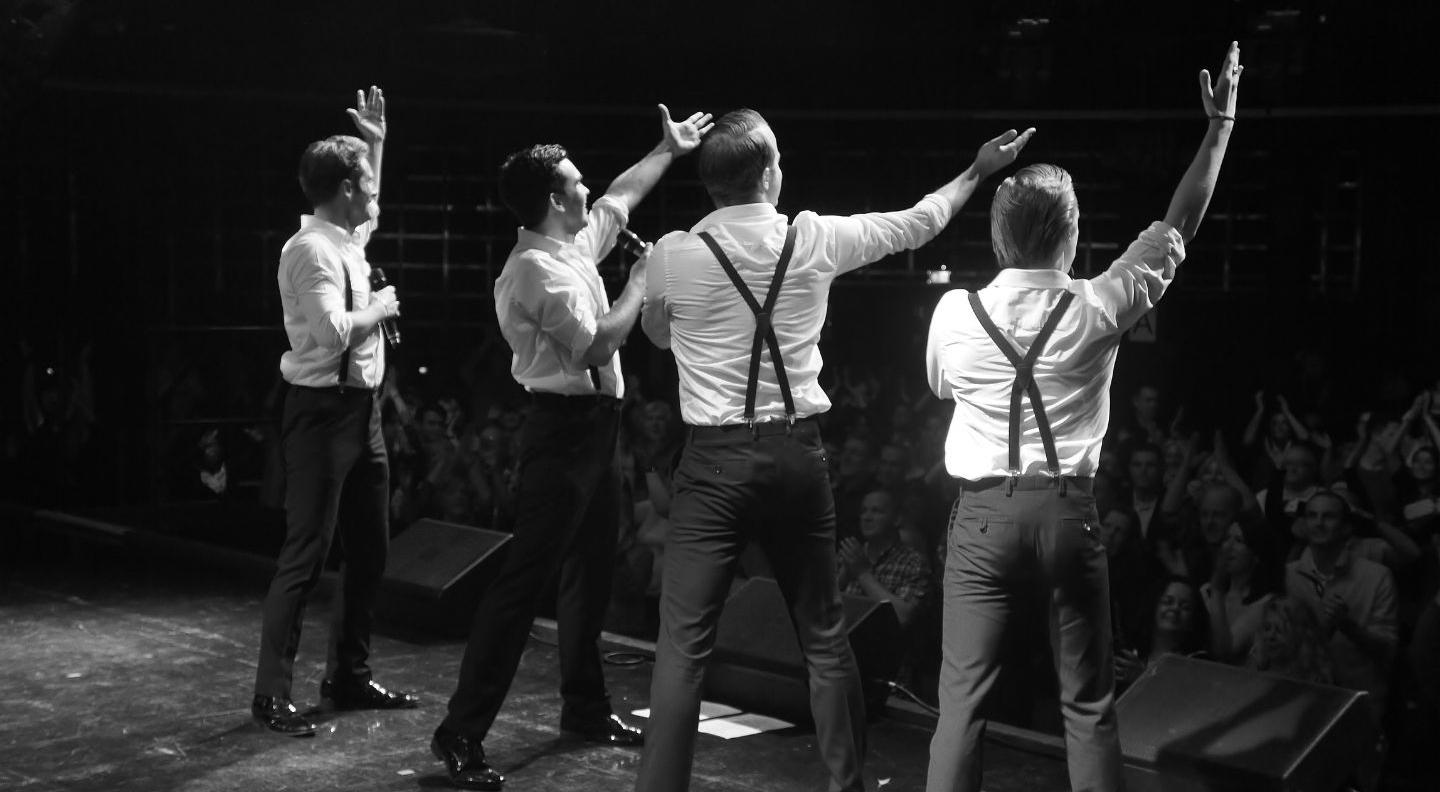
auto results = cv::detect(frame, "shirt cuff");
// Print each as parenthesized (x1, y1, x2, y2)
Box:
(567, 315, 598, 365)
(919, 192, 954, 227)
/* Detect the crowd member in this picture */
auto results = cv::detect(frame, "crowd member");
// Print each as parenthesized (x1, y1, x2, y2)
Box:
(1114, 577, 1210, 693)
(837, 489, 932, 628)
(1242, 391, 1309, 488)
(1200, 520, 1284, 663)
(1286, 490, 1398, 717)
(1097, 506, 1151, 656)
(1122, 443, 1166, 544)
(1246, 595, 1335, 685)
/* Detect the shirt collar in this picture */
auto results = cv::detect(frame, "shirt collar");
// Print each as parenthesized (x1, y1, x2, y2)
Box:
(988, 267, 1074, 290)
(691, 202, 779, 232)
(299, 214, 362, 244)
(515, 227, 570, 257)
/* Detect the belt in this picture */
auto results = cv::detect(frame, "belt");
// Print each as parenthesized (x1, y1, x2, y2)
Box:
(290, 383, 375, 394)
(530, 391, 621, 411)
(959, 474, 1093, 495)
(687, 414, 819, 441)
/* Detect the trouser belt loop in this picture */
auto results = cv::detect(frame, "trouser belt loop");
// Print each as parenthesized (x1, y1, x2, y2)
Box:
(1058, 474, 1068, 498)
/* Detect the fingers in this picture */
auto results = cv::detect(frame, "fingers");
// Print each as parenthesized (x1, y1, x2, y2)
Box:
(374, 86, 385, 119)
(991, 128, 1019, 146)
(346, 108, 361, 125)
(658, 103, 673, 124)
(1009, 127, 1037, 151)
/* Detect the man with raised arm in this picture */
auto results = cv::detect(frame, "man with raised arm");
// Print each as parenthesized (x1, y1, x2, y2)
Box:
(635, 108, 1033, 792)
(430, 105, 712, 791)
(924, 43, 1242, 792)
(253, 86, 418, 737)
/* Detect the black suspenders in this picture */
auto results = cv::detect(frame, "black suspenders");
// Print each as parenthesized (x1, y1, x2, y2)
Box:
(337, 264, 354, 391)
(967, 290, 1076, 486)
(696, 226, 799, 428)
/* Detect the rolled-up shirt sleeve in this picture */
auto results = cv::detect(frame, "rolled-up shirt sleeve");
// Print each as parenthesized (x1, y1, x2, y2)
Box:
(827, 193, 953, 276)
(575, 195, 630, 265)
(511, 254, 598, 364)
(1091, 221, 1185, 332)
(287, 242, 352, 350)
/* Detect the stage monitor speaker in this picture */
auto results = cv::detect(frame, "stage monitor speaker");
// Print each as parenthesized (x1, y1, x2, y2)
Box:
(375, 518, 511, 639)
(704, 576, 901, 723)
(1117, 654, 1375, 792)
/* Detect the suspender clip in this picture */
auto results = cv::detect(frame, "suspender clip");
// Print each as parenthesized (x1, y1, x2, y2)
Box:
(1006, 472, 1019, 497)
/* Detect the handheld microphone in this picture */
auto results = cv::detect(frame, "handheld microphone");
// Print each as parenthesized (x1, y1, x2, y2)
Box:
(369, 267, 401, 347)
(617, 227, 647, 258)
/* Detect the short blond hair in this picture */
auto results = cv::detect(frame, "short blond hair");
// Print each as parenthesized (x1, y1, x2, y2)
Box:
(989, 164, 1078, 269)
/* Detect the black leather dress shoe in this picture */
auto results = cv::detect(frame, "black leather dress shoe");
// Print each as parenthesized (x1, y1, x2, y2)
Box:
(320, 678, 420, 710)
(560, 713, 644, 747)
(431, 726, 504, 790)
(251, 695, 317, 737)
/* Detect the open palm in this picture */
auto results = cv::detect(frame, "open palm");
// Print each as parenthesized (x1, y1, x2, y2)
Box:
(659, 104, 714, 155)
(347, 85, 386, 143)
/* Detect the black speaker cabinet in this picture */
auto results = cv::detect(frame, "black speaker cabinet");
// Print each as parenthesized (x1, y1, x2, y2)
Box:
(374, 519, 511, 639)
(704, 576, 901, 723)
(1118, 654, 1375, 792)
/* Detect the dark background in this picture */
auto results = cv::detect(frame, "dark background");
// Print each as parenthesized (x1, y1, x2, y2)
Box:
(2, 0, 1437, 507)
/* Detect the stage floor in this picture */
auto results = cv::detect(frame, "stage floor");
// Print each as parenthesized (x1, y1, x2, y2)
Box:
(0, 548, 1070, 792)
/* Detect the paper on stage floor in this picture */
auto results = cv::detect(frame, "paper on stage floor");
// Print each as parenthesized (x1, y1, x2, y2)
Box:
(696, 712, 793, 739)
(630, 701, 740, 720)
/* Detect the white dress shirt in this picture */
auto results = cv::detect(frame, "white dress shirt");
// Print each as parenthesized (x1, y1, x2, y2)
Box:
(927, 221, 1185, 480)
(494, 195, 628, 398)
(643, 195, 953, 426)
(278, 215, 386, 389)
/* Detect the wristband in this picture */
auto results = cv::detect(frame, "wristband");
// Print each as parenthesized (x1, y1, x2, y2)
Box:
(1209, 114, 1236, 122)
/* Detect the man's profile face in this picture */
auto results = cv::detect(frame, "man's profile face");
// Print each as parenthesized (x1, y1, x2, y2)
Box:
(347, 158, 379, 227)
(551, 158, 590, 235)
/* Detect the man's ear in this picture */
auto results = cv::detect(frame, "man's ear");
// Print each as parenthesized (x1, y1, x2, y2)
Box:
(761, 167, 772, 192)
(548, 191, 565, 213)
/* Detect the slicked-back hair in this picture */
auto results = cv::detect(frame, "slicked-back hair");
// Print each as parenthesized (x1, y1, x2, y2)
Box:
(697, 109, 774, 205)
(298, 135, 369, 207)
(990, 163, 1079, 269)
(498, 144, 569, 228)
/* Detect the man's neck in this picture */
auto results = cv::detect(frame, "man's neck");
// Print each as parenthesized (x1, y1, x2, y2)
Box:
(314, 204, 357, 234)
(530, 218, 576, 245)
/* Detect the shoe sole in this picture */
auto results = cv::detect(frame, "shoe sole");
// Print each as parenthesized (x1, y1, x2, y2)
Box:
(253, 715, 316, 738)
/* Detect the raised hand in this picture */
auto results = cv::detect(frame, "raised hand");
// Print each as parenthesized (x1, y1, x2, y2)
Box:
(658, 104, 714, 156)
(974, 127, 1037, 180)
(347, 85, 387, 143)
(1199, 41, 1242, 119)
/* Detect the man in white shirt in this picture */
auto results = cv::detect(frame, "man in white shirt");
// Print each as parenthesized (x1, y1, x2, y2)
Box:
(924, 44, 1242, 792)
(431, 105, 712, 792)
(635, 107, 1034, 792)
(254, 86, 417, 737)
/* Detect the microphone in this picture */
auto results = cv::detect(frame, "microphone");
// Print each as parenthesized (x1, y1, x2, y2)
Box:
(369, 267, 401, 348)
(617, 226, 647, 258)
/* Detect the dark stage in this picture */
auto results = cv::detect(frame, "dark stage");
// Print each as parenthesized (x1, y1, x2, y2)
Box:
(0, 521, 1071, 792)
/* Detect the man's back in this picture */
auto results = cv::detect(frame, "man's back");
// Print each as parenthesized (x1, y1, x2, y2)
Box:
(645, 195, 951, 426)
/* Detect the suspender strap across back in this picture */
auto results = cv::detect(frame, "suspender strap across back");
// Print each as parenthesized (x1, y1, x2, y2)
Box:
(696, 226, 798, 425)
(967, 290, 1076, 477)
(588, 365, 603, 394)
(337, 264, 354, 391)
